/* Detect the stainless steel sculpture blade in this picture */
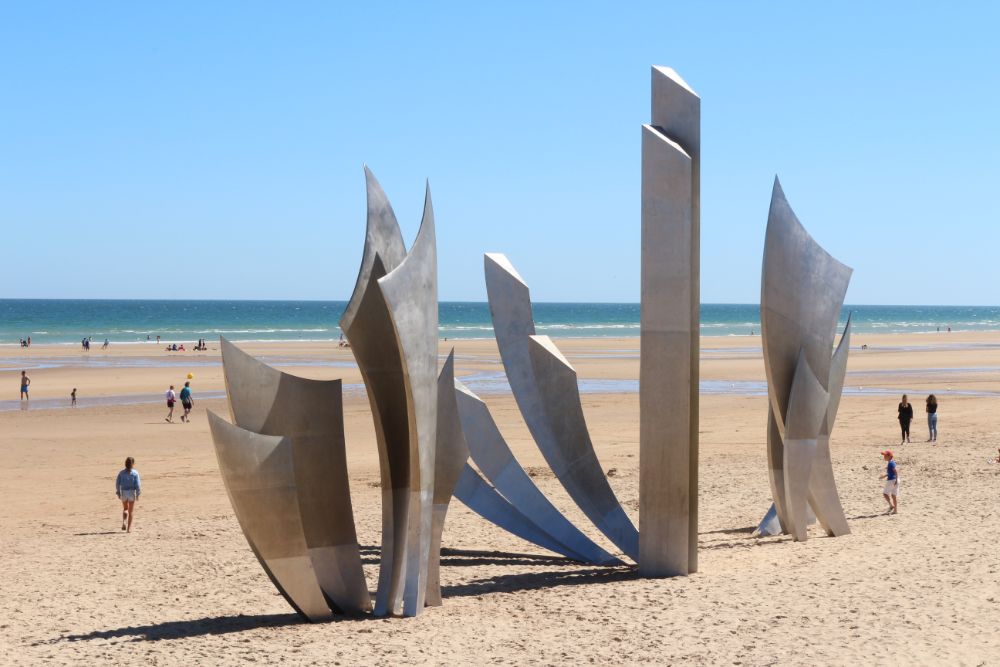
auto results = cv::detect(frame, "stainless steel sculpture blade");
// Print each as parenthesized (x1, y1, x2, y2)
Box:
(376, 183, 439, 616)
(453, 464, 583, 559)
(808, 317, 853, 536)
(782, 350, 830, 541)
(341, 166, 407, 329)
(219, 338, 371, 614)
(764, 408, 789, 534)
(761, 177, 852, 541)
(761, 177, 851, 425)
(484, 253, 636, 562)
(339, 168, 410, 616)
(526, 334, 639, 560)
(426, 350, 468, 606)
(640, 66, 700, 576)
(207, 411, 334, 622)
(453, 378, 621, 566)
(339, 168, 438, 617)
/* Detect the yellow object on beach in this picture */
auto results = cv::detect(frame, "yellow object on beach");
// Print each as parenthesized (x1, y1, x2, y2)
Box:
(187, 372, 194, 379)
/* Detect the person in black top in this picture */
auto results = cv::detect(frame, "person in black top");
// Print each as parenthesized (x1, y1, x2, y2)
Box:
(897, 394, 913, 444)
(926, 394, 938, 442)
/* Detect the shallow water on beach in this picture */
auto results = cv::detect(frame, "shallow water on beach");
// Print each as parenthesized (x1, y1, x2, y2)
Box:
(6, 375, 999, 413)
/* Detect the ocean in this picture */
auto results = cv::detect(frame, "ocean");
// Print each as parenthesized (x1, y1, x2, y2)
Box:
(2, 300, 999, 346)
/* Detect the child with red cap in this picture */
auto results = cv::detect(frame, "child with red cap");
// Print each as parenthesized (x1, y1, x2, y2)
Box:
(879, 450, 899, 514)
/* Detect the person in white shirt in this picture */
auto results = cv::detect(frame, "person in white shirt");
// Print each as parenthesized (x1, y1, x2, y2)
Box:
(165, 385, 177, 423)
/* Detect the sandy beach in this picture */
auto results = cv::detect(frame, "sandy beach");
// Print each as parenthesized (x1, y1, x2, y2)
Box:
(2, 332, 999, 665)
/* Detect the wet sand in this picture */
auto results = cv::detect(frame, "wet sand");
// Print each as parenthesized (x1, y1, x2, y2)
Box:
(1, 333, 999, 664)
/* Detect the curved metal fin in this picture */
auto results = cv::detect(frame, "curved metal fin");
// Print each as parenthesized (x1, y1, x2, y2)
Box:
(761, 176, 852, 424)
(453, 464, 584, 559)
(454, 379, 621, 566)
(527, 335, 639, 560)
(207, 411, 333, 622)
(485, 253, 635, 562)
(824, 313, 853, 437)
(426, 350, 469, 606)
(341, 166, 407, 331)
(809, 315, 854, 537)
(376, 182, 439, 616)
(782, 350, 828, 541)
(219, 338, 370, 614)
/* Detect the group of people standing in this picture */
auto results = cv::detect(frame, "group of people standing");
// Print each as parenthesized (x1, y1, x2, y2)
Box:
(896, 393, 938, 444)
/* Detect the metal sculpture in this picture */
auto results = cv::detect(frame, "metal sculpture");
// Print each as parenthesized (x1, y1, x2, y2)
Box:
(207, 413, 336, 622)
(452, 464, 585, 558)
(760, 177, 853, 542)
(485, 253, 638, 562)
(203, 65, 862, 625)
(453, 378, 621, 565)
(440, 357, 590, 558)
(339, 168, 439, 616)
(209, 168, 443, 619)
(217, 339, 370, 615)
(639, 65, 700, 577)
(426, 351, 469, 606)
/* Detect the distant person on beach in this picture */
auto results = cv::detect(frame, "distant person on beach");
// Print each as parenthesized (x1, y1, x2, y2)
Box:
(165, 385, 177, 422)
(27, 336, 31, 347)
(926, 394, 938, 442)
(20, 371, 30, 401)
(102, 338, 109, 349)
(879, 450, 899, 514)
(897, 394, 913, 444)
(115, 457, 141, 533)
(71, 388, 77, 407)
(156, 335, 160, 344)
(179, 381, 194, 423)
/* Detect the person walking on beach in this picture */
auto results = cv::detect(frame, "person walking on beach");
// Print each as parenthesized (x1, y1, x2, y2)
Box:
(926, 394, 938, 442)
(165, 385, 177, 423)
(20, 371, 30, 401)
(897, 394, 913, 444)
(115, 457, 141, 532)
(179, 381, 194, 423)
(879, 450, 899, 514)
(71, 388, 77, 407)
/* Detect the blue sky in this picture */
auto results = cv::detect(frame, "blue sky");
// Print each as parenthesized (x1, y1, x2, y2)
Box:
(2, 2, 997, 304)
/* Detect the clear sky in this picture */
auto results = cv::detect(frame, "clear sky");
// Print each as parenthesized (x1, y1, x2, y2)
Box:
(2, 2, 997, 304)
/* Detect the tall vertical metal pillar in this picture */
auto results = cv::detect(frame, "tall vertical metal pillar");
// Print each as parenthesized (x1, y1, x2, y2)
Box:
(639, 66, 700, 576)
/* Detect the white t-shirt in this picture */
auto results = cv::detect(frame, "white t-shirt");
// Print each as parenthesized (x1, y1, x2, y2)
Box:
(166, 389, 176, 401)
